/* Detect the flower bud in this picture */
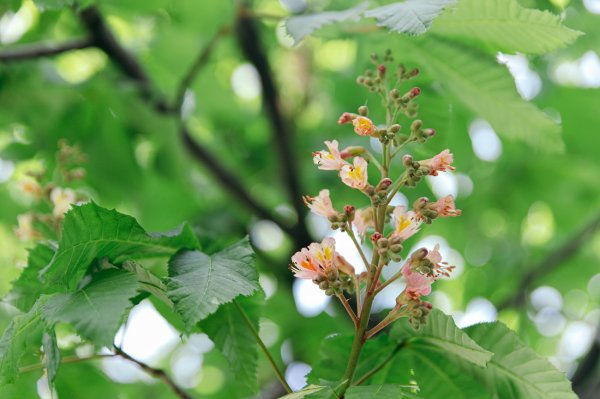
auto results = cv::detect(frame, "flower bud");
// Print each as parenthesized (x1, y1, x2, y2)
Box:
(389, 124, 401, 133)
(409, 68, 420, 77)
(390, 88, 400, 99)
(344, 205, 355, 221)
(370, 232, 383, 243)
(411, 120, 423, 132)
(376, 178, 393, 191)
(358, 105, 368, 116)
(338, 112, 354, 125)
(356, 76, 365, 84)
(410, 87, 421, 97)
(402, 154, 414, 168)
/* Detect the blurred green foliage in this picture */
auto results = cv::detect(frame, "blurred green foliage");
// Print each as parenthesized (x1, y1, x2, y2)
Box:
(0, 0, 599, 397)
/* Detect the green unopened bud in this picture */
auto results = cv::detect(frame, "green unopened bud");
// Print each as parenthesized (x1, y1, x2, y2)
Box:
(390, 88, 400, 99)
(390, 124, 401, 133)
(411, 120, 423, 132)
(364, 77, 373, 86)
(356, 76, 365, 84)
(358, 105, 368, 116)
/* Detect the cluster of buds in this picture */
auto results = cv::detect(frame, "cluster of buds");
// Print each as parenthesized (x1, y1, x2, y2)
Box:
(291, 51, 462, 334)
(13, 141, 87, 242)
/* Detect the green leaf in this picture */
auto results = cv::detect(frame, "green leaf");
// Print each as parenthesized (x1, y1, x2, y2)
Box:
(42, 269, 138, 347)
(397, 36, 563, 151)
(383, 347, 489, 399)
(32, 0, 75, 10)
(391, 309, 492, 367)
(122, 260, 173, 308)
(41, 202, 199, 290)
(345, 384, 423, 398)
(42, 330, 60, 384)
(279, 385, 328, 398)
(167, 237, 258, 328)
(0, 297, 50, 386)
(4, 244, 55, 312)
(430, 0, 582, 54)
(364, 0, 455, 35)
(285, 3, 368, 44)
(200, 291, 264, 394)
(463, 322, 577, 399)
(307, 333, 399, 385)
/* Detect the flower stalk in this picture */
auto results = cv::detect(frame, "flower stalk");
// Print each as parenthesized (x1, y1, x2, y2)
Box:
(289, 50, 462, 397)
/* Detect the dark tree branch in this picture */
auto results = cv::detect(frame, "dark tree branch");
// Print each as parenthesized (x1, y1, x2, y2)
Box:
(76, 5, 304, 240)
(78, 6, 171, 114)
(114, 347, 193, 399)
(234, 5, 312, 247)
(498, 210, 600, 310)
(0, 38, 93, 62)
(572, 325, 600, 399)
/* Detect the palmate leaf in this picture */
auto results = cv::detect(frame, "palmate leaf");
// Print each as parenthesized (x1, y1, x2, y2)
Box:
(345, 384, 423, 398)
(122, 260, 173, 307)
(462, 322, 577, 399)
(397, 36, 563, 151)
(391, 309, 492, 367)
(285, 3, 368, 44)
(430, 0, 582, 54)
(382, 346, 489, 399)
(364, 0, 455, 35)
(40, 202, 199, 290)
(42, 330, 60, 384)
(200, 291, 264, 394)
(42, 269, 138, 347)
(0, 297, 50, 386)
(4, 244, 55, 312)
(167, 237, 258, 328)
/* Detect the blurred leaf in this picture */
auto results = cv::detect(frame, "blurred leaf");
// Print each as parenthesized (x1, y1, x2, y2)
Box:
(383, 346, 489, 398)
(42, 329, 60, 384)
(122, 260, 172, 307)
(279, 385, 328, 398)
(307, 333, 398, 384)
(345, 384, 424, 398)
(463, 322, 577, 399)
(40, 202, 199, 290)
(4, 244, 55, 312)
(42, 269, 137, 347)
(390, 309, 492, 367)
(397, 36, 563, 151)
(33, 0, 75, 9)
(0, 296, 49, 386)
(364, 0, 456, 35)
(430, 0, 582, 54)
(285, 3, 368, 44)
(200, 291, 264, 394)
(167, 237, 258, 328)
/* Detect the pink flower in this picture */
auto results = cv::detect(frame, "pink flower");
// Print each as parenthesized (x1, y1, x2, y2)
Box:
(50, 187, 76, 217)
(352, 116, 376, 136)
(391, 206, 421, 241)
(402, 261, 434, 300)
(429, 195, 461, 217)
(313, 140, 347, 171)
(353, 208, 374, 242)
(337, 112, 354, 125)
(303, 189, 337, 219)
(14, 214, 41, 242)
(290, 238, 336, 280)
(420, 149, 455, 176)
(427, 244, 455, 278)
(340, 157, 368, 190)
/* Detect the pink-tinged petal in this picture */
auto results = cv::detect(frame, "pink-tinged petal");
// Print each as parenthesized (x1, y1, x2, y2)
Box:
(392, 207, 421, 241)
(303, 189, 337, 219)
(430, 195, 461, 217)
(340, 157, 368, 190)
(420, 149, 455, 176)
(334, 254, 355, 276)
(353, 208, 374, 242)
(313, 140, 348, 171)
(352, 116, 376, 136)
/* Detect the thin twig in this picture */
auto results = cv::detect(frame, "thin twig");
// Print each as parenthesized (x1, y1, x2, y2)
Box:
(352, 342, 405, 386)
(233, 299, 292, 394)
(0, 38, 93, 62)
(498, 210, 600, 310)
(19, 354, 116, 374)
(336, 293, 358, 327)
(114, 347, 194, 399)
